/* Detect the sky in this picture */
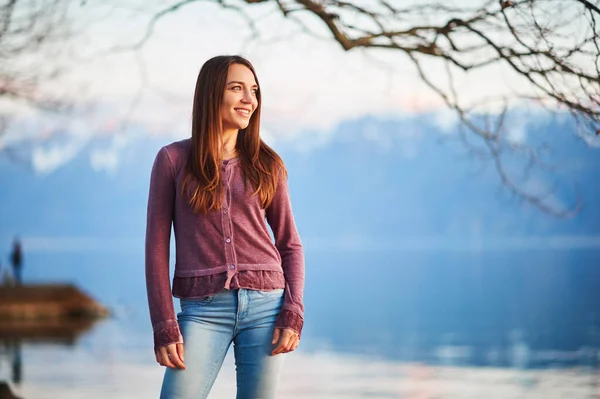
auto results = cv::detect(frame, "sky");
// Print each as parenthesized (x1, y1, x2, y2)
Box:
(0, 0, 596, 173)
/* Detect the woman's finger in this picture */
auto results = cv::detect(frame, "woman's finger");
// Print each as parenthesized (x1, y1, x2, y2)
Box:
(157, 347, 168, 365)
(272, 329, 297, 355)
(285, 335, 299, 353)
(271, 328, 281, 345)
(288, 331, 301, 352)
(160, 348, 176, 369)
(271, 334, 291, 356)
(288, 336, 300, 352)
(177, 342, 185, 363)
(168, 344, 186, 369)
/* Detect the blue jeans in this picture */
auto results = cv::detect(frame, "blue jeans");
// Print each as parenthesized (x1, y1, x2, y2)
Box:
(160, 288, 286, 399)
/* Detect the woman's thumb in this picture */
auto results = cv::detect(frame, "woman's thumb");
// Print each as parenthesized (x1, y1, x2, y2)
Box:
(271, 328, 280, 345)
(177, 342, 185, 362)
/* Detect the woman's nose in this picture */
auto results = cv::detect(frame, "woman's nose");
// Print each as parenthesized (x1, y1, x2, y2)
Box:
(241, 90, 254, 104)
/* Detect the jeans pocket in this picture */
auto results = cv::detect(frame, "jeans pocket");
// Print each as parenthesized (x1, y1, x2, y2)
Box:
(180, 295, 213, 310)
(255, 288, 284, 298)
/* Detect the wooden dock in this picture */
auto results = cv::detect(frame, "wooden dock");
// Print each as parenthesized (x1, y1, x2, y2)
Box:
(0, 284, 109, 341)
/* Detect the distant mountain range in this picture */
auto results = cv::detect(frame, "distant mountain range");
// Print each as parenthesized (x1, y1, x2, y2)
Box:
(1, 113, 598, 250)
(2, 113, 598, 360)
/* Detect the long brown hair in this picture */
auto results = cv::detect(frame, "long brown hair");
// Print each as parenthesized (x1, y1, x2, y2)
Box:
(182, 55, 286, 214)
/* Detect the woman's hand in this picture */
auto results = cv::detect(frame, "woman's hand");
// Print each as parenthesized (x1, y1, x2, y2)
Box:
(271, 328, 300, 356)
(156, 343, 186, 369)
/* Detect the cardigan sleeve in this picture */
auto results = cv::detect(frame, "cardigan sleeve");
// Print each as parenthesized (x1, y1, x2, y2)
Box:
(265, 172, 305, 336)
(145, 147, 182, 352)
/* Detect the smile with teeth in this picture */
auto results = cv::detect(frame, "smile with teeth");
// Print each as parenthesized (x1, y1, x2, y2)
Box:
(235, 108, 251, 117)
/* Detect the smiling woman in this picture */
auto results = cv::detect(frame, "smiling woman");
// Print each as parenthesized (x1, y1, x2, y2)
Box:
(145, 55, 305, 399)
(221, 65, 259, 134)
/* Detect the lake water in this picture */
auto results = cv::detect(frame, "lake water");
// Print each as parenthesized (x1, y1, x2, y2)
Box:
(1, 246, 599, 398)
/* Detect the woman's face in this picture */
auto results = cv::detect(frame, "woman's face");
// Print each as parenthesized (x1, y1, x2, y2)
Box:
(220, 63, 258, 132)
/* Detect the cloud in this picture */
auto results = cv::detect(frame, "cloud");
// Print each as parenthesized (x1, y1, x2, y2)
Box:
(32, 138, 89, 174)
(88, 131, 146, 174)
(506, 121, 527, 145)
(3, 97, 185, 174)
(432, 109, 460, 134)
(90, 147, 119, 173)
(1, 98, 575, 176)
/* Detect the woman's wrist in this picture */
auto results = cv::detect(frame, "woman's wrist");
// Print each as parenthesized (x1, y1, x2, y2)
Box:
(153, 325, 183, 353)
(274, 309, 304, 338)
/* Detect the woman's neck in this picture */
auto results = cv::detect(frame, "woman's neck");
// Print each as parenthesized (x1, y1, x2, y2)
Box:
(221, 129, 239, 160)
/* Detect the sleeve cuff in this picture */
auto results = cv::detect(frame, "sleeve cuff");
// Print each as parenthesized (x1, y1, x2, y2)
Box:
(275, 309, 304, 338)
(153, 324, 182, 353)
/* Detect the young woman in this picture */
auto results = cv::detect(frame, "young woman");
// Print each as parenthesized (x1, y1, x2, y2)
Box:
(145, 55, 305, 399)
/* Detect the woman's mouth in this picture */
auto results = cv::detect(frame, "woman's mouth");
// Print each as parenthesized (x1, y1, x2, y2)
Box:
(235, 108, 251, 117)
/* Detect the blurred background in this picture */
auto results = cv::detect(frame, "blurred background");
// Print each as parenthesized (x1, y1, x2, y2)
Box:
(0, 0, 599, 398)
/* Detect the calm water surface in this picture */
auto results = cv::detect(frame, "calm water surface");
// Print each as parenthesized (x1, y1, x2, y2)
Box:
(0, 248, 598, 398)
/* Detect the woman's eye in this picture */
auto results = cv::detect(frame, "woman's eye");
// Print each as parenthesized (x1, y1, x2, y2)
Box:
(251, 89, 258, 96)
(231, 86, 242, 91)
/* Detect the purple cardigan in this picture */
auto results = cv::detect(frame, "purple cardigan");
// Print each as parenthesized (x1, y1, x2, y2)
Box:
(145, 139, 305, 351)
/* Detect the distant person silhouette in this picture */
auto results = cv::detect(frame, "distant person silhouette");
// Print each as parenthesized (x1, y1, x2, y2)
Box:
(10, 238, 23, 286)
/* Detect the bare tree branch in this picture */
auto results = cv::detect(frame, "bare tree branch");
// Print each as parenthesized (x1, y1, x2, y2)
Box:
(107, 0, 598, 216)
(0, 0, 74, 159)
(0, 0, 72, 108)
(2, 0, 598, 217)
